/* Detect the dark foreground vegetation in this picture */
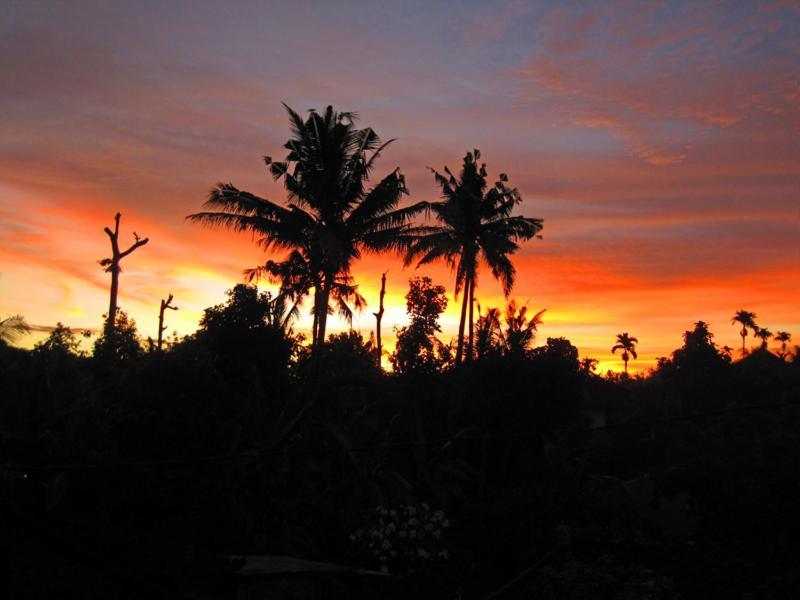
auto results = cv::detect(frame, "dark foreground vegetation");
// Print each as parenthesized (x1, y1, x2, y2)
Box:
(2, 285, 800, 599)
(2, 104, 798, 598)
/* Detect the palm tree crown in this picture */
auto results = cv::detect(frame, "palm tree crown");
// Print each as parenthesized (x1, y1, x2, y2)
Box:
(774, 330, 792, 359)
(731, 310, 758, 357)
(188, 104, 428, 353)
(0, 314, 31, 345)
(501, 301, 546, 358)
(755, 327, 772, 349)
(404, 149, 543, 364)
(612, 332, 638, 375)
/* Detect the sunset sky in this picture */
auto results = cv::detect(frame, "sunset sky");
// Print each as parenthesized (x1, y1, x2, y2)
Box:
(1, 0, 798, 372)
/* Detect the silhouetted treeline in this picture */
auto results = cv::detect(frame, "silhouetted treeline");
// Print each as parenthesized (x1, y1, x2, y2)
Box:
(2, 286, 800, 599)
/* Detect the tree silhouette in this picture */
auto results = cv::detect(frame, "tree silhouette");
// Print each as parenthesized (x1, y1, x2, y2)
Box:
(33, 322, 81, 355)
(99, 213, 149, 340)
(731, 310, 758, 357)
(774, 330, 792, 359)
(196, 284, 295, 379)
(658, 321, 730, 376)
(188, 104, 427, 355)
(390, 277, 450, 374)
(612, 332, 638, 375)
(755, 326, 772, 350)
(93, 309, 142, 362)
(404, 149, 542, 365)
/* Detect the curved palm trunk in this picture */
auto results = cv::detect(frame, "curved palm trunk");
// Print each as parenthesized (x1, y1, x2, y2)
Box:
(467, 274, 475, 362)
(315, 283, 331, 351)
(455, 277, 470, 365)
(741, 327, 747, 357)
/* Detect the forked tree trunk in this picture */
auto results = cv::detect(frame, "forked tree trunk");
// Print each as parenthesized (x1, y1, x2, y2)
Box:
(157, 293, 177, 351)
(373, 272, 386, 368)
(102, 213, 148, 338)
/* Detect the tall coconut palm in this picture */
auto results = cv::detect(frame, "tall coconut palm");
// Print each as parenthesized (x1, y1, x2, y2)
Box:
(404, 149, 543, 364)
(612, 332, 638, 375)
(774, 331, 792, 359)
(188, 104, 428, 354)
(731, 310, 758, 357)
(755, 327, 772, 350)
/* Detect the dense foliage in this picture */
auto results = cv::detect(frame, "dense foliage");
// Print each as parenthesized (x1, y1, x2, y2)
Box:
(2, 105, 797, 599)
(2, 285, 799, 599)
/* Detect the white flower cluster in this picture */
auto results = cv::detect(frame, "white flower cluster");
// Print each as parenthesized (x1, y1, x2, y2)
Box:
(350, 502, 451, 575)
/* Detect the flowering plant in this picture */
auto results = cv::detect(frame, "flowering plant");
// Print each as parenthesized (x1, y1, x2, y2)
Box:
(350, 501, 452, 576)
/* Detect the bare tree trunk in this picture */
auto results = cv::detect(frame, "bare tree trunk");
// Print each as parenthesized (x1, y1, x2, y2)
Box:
(373, 272, 386, 368)
(467, 274, 475, 362)
(107, 266, 120, 337)
(741, 328, 746, 357)
(455, 277, 470, 366)
(157, 293, 177, 351)
(102, 212, 148, 338)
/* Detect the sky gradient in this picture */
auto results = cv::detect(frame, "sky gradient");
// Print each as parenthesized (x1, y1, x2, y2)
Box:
(1, 0, 798, 372)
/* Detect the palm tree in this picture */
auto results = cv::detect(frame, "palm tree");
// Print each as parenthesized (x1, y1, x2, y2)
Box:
(731, 310, 758, 357)
(473, 303, 502, 359)
(774, 330, 792, 359)
(580, 357, 599, 375)
(188, 104, 428, 354)
(0, 314, 31, 345)
(755, 327, 772, 350)
(404, 149, 543, 364)
(612, 332, 638, 375)
(500, 301, 545, 358)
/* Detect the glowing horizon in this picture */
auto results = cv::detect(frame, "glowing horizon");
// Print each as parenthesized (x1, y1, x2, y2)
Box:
(2, 1, 798, 374)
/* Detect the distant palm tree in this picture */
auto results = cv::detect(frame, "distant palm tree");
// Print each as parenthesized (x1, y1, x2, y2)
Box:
(0, 314, 31, 345)
(580, 357, 599, 375)
(755, 327, 772, 350)
(774, 331, 792, 359)
(404, 149, 543, 364)
(473, 303, 502, 359)
(500, 301, 545, 358)
(731, 310, 758, 357)
(244, 248, 365, 344)
(612, 332, 638, 375)
(188, 104, 428, 354)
